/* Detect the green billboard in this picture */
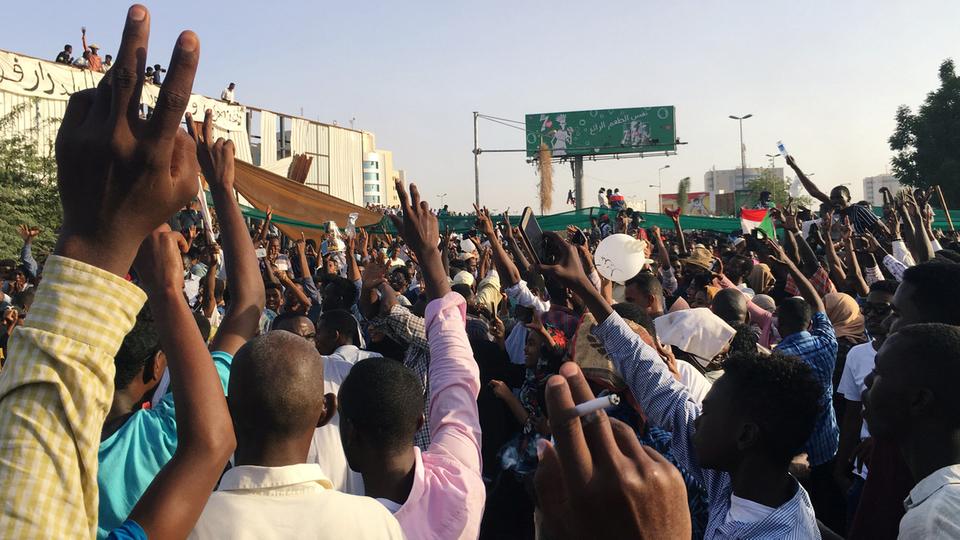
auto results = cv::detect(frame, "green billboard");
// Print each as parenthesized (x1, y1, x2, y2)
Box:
(525, 106, 676, 158)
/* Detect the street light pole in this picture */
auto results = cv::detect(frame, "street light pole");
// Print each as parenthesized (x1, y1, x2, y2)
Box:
(656, 164, 670, 213)
(729, 114, 752, 188)
(472, 111, 480, 208)
(765, 153, 780, 169)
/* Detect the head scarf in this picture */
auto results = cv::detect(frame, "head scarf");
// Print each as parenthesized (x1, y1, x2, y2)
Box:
(748, 263, 776, 295)
(823, 292, 867, 343)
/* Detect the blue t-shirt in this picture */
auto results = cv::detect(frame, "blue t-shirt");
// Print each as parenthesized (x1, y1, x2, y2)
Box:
(96, 351, 233, 539)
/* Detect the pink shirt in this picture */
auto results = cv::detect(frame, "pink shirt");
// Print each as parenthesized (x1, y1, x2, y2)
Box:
(718, 275, 776, 348)
(392, 292, 484, 540)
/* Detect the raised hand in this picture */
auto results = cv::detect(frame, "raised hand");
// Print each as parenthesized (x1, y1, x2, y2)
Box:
(134, 224, 190, 296)
(186, 109, 235, 191)
(537, 231, 589, 290)
(534, 362, 692, 540)
(860, 232, 881, 254)
(838, 216, 854, 242)
(763, 237, 792, 268)
(17, 225, 41, 243)
(55, 5, 200, 277)
(473, 204, 496, 238)
(388, 179, 449, 300)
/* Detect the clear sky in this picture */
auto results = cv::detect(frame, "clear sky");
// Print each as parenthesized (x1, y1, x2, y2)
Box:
(6, 0, 960, 213)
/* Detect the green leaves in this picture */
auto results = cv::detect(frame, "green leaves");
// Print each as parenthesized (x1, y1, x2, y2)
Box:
(890, 59, 960, 207)
(0, 102, 61, 260)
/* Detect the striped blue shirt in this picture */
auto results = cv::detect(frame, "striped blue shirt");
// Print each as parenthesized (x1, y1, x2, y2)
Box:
(592, 313, 821, 539)
(774, 312, 839, 467)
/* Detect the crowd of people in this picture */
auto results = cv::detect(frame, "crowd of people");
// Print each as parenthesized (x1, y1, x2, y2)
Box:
(3, 5, 960, 540)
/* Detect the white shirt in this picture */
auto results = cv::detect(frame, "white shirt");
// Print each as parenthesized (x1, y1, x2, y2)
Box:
(676, 360, 711, 405)
(837, 342, 876, 440)
(221, 88, 235, 102)
(504, 322, 528, 366)
(724, 494, 777, 525)
(189, 464, 404, 539)
(307, 345, 382, 495)
(899, 464, 960, 539)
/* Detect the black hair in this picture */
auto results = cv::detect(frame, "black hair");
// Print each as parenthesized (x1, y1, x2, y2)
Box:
(712, 288, 748, 325)
(830, 185, 851, 201)
(229, 331, 326, 440)
(723, 351, 823, 463)
(451, 283, 474, 301)
(339, 357, 424, 449)
(728, 322, 760, 354)
(65, 44, 72, 50)
(272, 310, 312, 332)
(726, 255, 754, 284)
(777, 297, 812, 334)
(902, 262, 960, 325)
(625, 271, 663, 299)
(114, 308, 160, 390)
(317, 309, 360, 346)
(321, 275, 358, 310)
(265, 282, 283, 292)
(612, 302, 657, 339)
(935, 249, 960, 264)
(869, 279, 899, 296)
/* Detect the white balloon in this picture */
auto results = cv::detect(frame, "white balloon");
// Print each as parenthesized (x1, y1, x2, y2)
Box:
(593, 234, 653, 284)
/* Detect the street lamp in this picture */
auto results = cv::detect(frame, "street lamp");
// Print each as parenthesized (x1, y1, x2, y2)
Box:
(439, 192, 448, 206)
(765, 153, 780, 168)
(654, 164, 670, 213)
(729, 114, 752, 188)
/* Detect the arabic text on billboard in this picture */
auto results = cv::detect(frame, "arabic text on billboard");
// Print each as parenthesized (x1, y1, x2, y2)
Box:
(525, 107, 676, 158)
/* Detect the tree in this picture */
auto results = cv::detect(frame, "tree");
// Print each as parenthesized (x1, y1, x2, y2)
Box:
(745, 168, 811, 208)
(676, 177, 690, 213)
(890, 59, 960, 206)
(0, 102, 61, 261)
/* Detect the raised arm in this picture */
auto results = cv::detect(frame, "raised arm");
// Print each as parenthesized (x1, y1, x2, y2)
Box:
(389, 180, 480, 470)
(16, 225, 40, 279)
(475, 205, 521, 287)
(839, 220, 869, 297)
(345, 234, 362, 282)
(766, 238, 825, 313)
(819, 211, 847, 285)
(0, 8, 203, 537)
(188, 110, 265, 356)
(668, 211, 688, 255)
(125, 228, 235, 539)
(786, 155, 830, 204)
(538, 231, 713, 488)
(255, 205, 273, 247)
(200, 245, 220, 318)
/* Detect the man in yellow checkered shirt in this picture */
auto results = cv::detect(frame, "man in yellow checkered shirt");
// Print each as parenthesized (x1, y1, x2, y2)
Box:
(0, 5, 216, 537)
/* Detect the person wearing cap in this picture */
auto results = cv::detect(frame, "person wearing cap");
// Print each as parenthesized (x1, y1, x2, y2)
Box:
(81, 27, 103, 72)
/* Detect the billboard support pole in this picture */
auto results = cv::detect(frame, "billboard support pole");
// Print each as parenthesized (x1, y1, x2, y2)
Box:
(571, 156, 584, 211)
(472, 111, 480, 208)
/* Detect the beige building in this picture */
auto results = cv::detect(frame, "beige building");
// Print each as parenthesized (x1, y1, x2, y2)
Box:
(862, 174, 902, 206)
(704, 167, 785, 192)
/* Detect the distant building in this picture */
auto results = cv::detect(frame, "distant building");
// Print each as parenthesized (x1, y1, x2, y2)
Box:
(704, 167, 784, 192)
(862, 174, 902, 206)
(361, 133, 397, 207)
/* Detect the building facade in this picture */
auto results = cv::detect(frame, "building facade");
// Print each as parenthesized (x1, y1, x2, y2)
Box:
(862, 174, 901, 206)
(0, 47, 405, 210)
(704, 167, 785, 193)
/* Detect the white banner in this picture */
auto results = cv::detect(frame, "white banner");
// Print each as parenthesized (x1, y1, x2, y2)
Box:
(0, 49, 245, 132)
